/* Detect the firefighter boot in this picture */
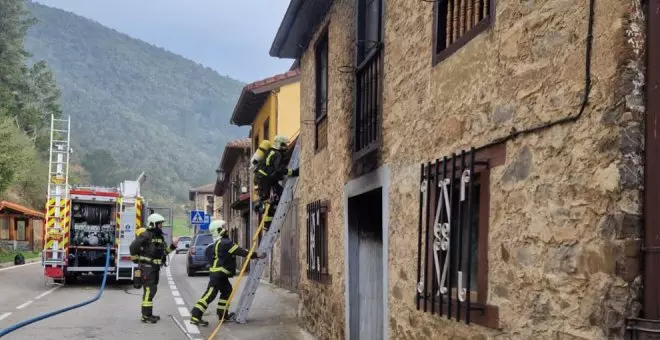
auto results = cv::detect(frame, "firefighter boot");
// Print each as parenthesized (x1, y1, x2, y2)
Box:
(190, 317, 209, 327)
(141, 315, 159, 324)
(219, 312, 235, 321)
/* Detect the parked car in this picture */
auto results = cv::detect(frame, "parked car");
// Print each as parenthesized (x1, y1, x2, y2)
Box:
(186, 232, 214, 276)
(175, 236, 192, 254)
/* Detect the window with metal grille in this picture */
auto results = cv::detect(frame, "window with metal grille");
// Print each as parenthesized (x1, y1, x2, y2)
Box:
(416, 148, 500, 328)
(307, 200, 330, 283)
(315, 31, 329, 151)
(354, 0, 383, 159)
(433, 0, 494, 65)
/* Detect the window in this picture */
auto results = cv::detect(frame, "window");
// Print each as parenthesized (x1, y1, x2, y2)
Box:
(416, 146, 504, 328)
(0, 217, 9, 239)
(314, 31, 329, 151)
(432, 0, 494, 65)
(307, 200, 330, 283)
(353, 0, 383, 158)
(263, 118, 270, 142)
(16, 219, 26, 241)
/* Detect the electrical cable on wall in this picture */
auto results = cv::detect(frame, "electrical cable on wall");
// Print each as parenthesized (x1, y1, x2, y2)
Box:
(0, 244, 112, 338)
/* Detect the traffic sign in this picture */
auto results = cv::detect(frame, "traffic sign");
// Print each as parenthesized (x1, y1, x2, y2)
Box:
(189, 210, 206, 224)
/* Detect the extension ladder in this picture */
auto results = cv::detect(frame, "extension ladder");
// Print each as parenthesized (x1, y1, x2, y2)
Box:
(234, 139, 300, 323)
(43, 115, 72, 282)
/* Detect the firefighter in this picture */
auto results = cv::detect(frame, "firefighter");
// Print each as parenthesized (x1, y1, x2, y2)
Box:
(129, 213, 178, 323)
(253, 135, 299, 231)
(190, 219, 265, 327)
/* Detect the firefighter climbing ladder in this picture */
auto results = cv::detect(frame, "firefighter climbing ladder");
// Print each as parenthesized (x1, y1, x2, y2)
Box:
(233, 139, 300, 324)
(43, 115, 72, 278)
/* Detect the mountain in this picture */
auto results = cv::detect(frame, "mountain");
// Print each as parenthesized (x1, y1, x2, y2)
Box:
(22, 1, 247, 207)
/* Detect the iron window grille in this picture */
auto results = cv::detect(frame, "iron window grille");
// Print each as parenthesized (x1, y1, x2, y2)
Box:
(416, 148, 494, 325)
(433, 0, 495, 65)
(315, 30, 329, 151)
(307, 200, 330, 283)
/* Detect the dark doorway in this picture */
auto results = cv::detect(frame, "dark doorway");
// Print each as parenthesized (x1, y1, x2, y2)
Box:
(348, 187, 383, 340)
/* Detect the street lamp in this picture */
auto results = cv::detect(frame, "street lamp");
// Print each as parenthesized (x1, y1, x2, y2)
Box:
(216, 168, 225, 182)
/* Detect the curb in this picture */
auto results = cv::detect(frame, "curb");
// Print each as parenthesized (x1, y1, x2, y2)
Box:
(0, 256, 41, 269)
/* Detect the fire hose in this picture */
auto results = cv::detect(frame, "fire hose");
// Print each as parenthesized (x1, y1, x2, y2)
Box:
(0, 244, 112, 338)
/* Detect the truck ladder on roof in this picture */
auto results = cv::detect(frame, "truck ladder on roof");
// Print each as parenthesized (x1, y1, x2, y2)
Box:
(43, 115, 72, 284)
(233, 140, 300, 324)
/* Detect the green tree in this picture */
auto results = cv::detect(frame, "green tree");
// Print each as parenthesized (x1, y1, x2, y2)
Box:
(0, 0, 62, 208)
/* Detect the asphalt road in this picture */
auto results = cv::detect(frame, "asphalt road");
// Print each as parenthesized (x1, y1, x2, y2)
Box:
(0, 253, 313, 340)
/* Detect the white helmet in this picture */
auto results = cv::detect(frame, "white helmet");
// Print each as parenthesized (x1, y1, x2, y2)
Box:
(273, 135, 288, 150)
(146, 213, 166, 229)
(209, 219, 227, 240)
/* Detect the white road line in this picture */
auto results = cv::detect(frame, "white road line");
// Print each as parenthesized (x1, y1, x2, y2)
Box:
(0, 262, 39, 272)
(174, 297, 185, 305)
(183, 320, 200, 334)
(172, 290, 180, 297)
(0, 312, 11, 321)
(178, 307, 190, 317)
(16, 300, 33, 310)
(169, 285, 177, 290)
(35, 286, 59, 300)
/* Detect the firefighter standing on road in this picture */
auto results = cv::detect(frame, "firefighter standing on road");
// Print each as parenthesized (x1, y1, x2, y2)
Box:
(129, 213, 178, 323)
(190, 219, 265, 327)
(253, 135, 299, 231)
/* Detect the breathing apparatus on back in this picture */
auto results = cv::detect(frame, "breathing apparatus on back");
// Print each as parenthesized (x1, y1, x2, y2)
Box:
(249, 140, 271, 172)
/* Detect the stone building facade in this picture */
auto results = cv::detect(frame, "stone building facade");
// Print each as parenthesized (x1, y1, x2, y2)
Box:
(270, 0, 651, 339)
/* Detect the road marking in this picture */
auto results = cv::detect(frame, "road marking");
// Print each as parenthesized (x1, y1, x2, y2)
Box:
(35, 287, 59, 300)
(0, 312, 11, 321)
(169, 285, 177, 290)
(168, 279, 175, 285)
(183, 320, 200, 334)
(0, 262, 39, 272)
(178, 307, 190, 317)
(172, 290, 180, 297)
(174, 297, 185, 305)
(16, 300, 33, 310)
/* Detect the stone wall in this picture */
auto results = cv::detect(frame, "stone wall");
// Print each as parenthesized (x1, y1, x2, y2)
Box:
(295, 0, 646, 339)
(0, 240, 30, 252)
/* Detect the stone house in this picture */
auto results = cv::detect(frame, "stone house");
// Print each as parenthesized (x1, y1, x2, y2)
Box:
(213, 138, 252, 269)
(188, 183, 216, 218)
(269, 0, 658, 339)
(229, 69, 302, 292)
(0, 201, 45, 252)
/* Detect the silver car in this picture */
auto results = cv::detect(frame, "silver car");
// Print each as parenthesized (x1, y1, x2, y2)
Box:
(175, 236, 192, 254)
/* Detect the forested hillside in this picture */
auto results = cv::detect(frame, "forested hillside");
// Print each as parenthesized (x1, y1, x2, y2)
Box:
(0, 0, 62, 209)
(23, 1, 246, 207)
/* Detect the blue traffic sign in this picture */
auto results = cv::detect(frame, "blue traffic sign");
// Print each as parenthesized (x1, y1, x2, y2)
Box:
(189, 210, 206, 224)
(199, 215, 211, 230)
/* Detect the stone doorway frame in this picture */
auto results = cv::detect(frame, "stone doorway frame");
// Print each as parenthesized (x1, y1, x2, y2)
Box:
(343, 165, 390, 340)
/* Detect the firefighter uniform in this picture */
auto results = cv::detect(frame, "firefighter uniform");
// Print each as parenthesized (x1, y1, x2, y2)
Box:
(190, 220, 263, 327)
(254, 135, 299, 231)
(129, 213, 176, 323)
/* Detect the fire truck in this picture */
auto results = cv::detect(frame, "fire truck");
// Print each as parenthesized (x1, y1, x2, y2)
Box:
(41, 115, 172, 284)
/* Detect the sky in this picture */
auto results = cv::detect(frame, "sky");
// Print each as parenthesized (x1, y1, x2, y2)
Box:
(34, 0, 294, 83)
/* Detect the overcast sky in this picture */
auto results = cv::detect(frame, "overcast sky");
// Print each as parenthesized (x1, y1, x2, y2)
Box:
(34, 0, 293, 83)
